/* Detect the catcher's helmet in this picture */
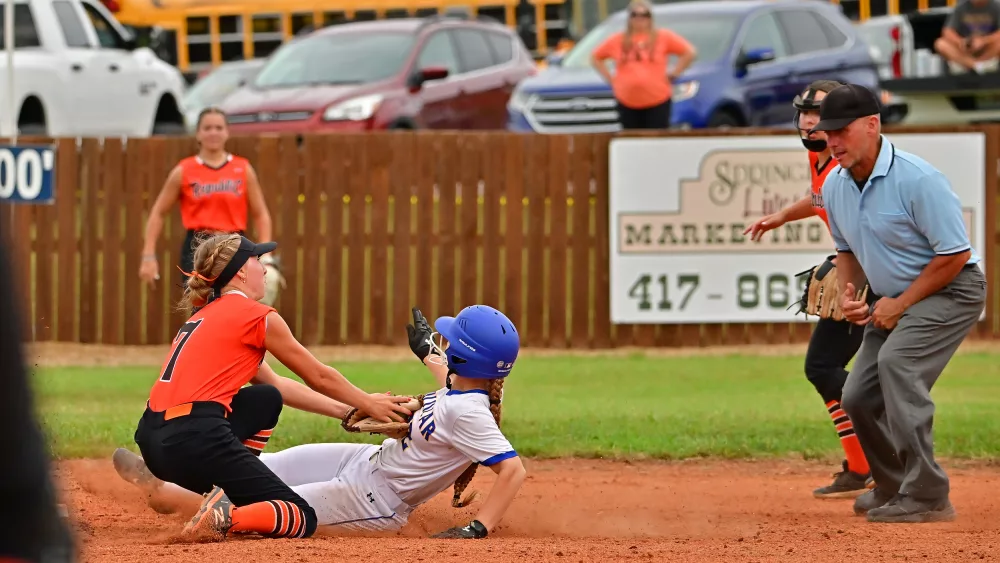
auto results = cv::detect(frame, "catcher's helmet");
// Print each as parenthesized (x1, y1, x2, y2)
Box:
(434, 305, 519, 379)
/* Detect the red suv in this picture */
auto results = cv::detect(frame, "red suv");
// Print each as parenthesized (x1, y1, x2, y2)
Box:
(220, 15, 536, 132)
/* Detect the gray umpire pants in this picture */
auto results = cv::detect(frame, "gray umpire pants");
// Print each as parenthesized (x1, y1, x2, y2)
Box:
(841, 264, 985, 501)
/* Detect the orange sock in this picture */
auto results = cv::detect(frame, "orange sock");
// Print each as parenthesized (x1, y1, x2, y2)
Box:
(243, 428, 273, 457)
(827, 400, 870, 475)
(230, 500, 308, 538)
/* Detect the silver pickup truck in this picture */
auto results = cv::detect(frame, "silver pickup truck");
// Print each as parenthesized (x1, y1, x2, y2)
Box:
(858, 7, 1000, 125)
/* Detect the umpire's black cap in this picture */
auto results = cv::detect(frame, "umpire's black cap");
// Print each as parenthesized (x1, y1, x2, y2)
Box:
(809, 84, 882, 133)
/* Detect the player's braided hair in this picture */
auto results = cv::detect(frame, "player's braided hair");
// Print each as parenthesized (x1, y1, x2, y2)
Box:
(450, 377, 505, 508)
(177, 232, 242, 314)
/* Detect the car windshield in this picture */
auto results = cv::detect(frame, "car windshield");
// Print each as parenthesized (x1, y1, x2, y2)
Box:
(561, 13, 740, 68)
(254, 32, 415, 88)
(183, 64, 260, 108)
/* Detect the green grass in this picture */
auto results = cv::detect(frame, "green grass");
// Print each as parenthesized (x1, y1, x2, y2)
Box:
(33, 353, 1000, 460)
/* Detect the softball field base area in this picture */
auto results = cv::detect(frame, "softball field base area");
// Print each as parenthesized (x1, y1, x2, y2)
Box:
(59, 458, 1000, 563)
(33, 341, 1000, 562)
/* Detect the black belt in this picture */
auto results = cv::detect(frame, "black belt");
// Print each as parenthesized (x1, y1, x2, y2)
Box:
(143, 400, 227, 426)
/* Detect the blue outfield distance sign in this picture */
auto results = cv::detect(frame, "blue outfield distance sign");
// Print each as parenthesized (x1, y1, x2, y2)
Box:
(0, 144, 57, 205)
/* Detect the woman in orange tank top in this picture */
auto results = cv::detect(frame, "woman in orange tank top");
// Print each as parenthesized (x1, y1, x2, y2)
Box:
(130, 233, 413, 540)
(139, 108, 274, 289)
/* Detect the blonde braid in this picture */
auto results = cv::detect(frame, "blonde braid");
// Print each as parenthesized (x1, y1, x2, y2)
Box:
(176, 233, 241, 314)
(451, 378, 505, 508)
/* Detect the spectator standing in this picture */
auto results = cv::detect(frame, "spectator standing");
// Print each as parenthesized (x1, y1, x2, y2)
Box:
(591, 0, 696, 129)
(934, 0, 1000, 73)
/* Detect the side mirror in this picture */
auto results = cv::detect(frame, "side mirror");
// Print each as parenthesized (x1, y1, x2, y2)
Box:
(545, 52, 564, 67)
(407, 66, 449, 90)
(736, 47, 775, 72)
(122, 36, 138, 50)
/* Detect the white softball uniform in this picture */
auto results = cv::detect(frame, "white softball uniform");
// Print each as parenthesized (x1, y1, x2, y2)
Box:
(258, 387, 518, 532)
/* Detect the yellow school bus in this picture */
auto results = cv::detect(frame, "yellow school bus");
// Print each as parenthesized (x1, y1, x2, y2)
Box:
(102, 0, 573, 79)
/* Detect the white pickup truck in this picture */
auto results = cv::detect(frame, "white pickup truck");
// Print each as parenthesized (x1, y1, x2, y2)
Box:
(0, 0, 188, 137)
(858, 8, 1000, 125)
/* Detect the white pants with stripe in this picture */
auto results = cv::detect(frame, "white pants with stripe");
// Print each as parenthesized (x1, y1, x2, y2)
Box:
(260, 443, 413, 532)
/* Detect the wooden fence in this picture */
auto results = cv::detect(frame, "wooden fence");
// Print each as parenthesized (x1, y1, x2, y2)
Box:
(1, 127, 997, 348)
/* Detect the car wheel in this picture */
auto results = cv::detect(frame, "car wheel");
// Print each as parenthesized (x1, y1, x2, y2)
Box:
(152, 122, 187, 136)
(18, 123, 47, 137)
(707, 110, 742, 129)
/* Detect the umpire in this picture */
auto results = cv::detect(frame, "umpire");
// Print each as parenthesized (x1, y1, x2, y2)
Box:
(811, 84, 986, 523)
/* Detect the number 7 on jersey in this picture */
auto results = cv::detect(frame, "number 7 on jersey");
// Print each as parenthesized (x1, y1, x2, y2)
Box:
(159, 320, 205, 382)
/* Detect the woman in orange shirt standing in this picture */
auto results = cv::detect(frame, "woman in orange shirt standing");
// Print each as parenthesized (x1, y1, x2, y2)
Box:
(591, 0, 697, 130)
(139, 108, 274, 289)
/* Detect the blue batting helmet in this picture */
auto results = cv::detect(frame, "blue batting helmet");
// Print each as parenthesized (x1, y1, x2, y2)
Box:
(434, 305, 519, 379)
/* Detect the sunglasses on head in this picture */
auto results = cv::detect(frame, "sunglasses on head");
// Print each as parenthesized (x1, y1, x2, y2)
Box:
(630, 11, 650, 18)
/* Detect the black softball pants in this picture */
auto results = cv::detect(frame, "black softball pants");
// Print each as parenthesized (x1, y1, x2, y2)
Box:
(134, 384, 318, 538)
(804, 317, 865, 403)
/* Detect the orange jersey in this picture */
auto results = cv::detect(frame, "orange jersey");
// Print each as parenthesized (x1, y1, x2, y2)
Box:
(809, 152, 835, 232)
(148, 292, 274, 412)
(178, 154, 251, 233)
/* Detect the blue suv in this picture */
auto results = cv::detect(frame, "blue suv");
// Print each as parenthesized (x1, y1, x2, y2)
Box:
(507, 0, 882, 132)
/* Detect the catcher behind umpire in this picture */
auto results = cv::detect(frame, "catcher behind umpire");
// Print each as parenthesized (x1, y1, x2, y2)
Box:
(744, 80, 874, 499)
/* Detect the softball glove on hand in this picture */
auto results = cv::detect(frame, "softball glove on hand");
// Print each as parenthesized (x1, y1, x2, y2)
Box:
(432, 519, 488, 539)
(794, 257, 868, 321)
(341, 395, 424, 439)
(406, 307, 439, 362)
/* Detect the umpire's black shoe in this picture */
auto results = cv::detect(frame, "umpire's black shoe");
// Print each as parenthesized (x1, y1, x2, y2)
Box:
(866, 495, 956, 524)
(853, 487, 895, 516)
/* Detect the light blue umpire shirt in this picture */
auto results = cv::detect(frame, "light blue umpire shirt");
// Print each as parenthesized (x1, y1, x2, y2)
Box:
(823, 134, 980, 299)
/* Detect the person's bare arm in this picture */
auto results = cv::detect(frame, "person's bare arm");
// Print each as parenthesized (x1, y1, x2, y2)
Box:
(245, 164, 273, 243)
(139, 165, 183, 286)
(251, 361, 351, 420)
(142, 165, 183, 256)
(836, 251, 867, 297)
(941, 26, 969, 50)
(264, 312, 412, 422)
(473, 457, 527, 531)
(743, 195, 816, 241)
(897, 251, 971, 309)
(591, 54, 614, 84)
(423, 353, 449, 388)
(669, 43, 697, 79)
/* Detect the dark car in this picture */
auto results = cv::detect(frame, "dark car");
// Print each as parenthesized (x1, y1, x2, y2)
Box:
(510, 0, 885, 132)
(183, 59, 267, 133)
(220, 14, 537, 132)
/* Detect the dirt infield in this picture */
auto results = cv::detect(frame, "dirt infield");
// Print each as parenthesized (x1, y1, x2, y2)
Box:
(59, 458, 1000, 563)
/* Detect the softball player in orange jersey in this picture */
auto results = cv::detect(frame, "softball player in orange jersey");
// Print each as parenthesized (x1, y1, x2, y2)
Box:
(132, 233, 412, 540)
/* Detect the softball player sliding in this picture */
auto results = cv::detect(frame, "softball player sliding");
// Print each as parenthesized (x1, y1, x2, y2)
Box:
(114, 305, 526, 540)
(744, 80, 873, 499)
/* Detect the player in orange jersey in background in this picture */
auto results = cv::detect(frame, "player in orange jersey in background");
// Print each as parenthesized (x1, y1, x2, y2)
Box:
(744, 80, 873, 499)
(139, 107, 274, 289)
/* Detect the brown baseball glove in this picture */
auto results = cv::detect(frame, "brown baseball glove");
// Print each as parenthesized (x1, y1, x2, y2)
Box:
(794, 257, 868, 321)
(341, 395, 425, 439)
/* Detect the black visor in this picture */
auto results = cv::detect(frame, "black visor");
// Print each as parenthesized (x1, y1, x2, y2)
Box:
(211, 236, 277, 298)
